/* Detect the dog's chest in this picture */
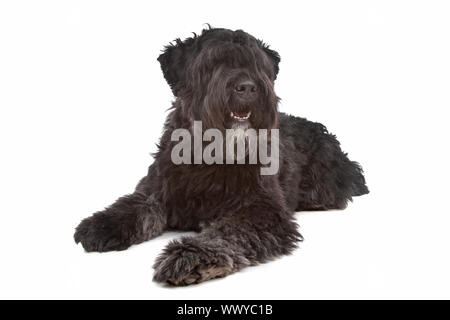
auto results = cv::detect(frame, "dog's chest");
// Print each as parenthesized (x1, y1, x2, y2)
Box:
(161, 164, 261, 229)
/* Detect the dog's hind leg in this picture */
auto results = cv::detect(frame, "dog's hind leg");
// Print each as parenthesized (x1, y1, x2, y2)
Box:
(152, 200, 301, 286)
(74, 192, 166, 252)
(295, 127, 369, 211)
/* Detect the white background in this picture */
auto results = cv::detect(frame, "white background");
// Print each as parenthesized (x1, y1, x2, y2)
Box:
(0, 0, 449, 299)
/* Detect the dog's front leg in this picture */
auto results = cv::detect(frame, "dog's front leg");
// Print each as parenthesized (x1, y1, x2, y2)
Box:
(74, 193, 166, 252)
(153, 206, 301, 286)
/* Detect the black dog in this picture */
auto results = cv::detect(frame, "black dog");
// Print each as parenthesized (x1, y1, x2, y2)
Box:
(74, 27, 368, 285)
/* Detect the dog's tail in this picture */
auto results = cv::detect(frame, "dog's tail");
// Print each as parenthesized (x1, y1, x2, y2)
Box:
(349, 161, 369, 197)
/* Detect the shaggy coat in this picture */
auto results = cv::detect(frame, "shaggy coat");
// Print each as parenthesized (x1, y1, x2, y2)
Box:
(74, 27, 369, 285)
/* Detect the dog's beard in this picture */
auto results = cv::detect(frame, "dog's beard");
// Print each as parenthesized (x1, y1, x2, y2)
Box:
(183, 94, 276, 164)
(223, 95, 268, 130)
(230, 115, 250, 131)
(224, 100, 275, 131)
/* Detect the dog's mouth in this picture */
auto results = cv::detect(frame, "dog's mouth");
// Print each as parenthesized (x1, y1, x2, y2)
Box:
(230, 111, 251, 121)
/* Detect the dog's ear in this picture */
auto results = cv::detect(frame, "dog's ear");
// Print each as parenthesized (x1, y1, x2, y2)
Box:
(259, 42, 281, 80)
(158, 36, 196, 96)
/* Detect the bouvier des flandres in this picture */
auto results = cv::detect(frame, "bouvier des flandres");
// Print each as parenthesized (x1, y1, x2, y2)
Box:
(74, 26, 369, 286)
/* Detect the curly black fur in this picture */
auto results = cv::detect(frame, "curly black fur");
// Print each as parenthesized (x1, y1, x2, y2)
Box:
(74, 26, 368, 286)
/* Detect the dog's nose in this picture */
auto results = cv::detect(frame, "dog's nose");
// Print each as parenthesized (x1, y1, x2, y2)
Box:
(234, 80, 257, 99)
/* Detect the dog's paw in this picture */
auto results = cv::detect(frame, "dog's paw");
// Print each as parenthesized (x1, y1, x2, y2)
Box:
(152, 238, 234, 286)
(74, 212, 132, 252)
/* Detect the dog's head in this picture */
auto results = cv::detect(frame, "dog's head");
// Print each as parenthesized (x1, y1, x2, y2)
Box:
(158, 27, 280, 131)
